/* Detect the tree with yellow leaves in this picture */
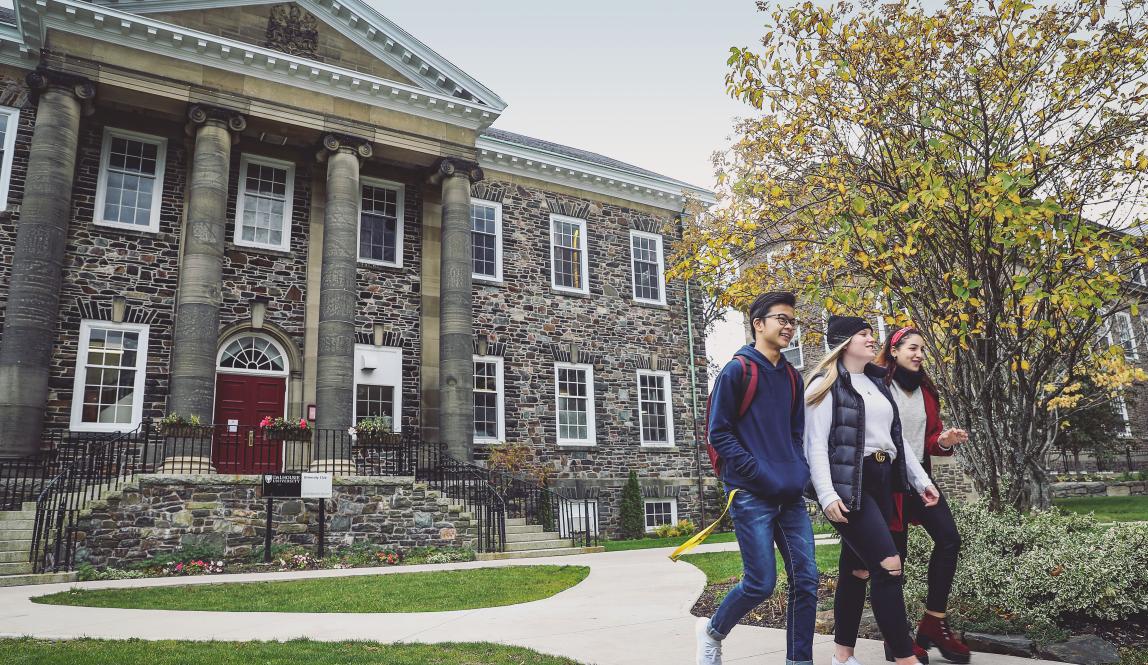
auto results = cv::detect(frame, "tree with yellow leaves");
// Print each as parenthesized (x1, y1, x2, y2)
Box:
(674, 0, 1148, 510)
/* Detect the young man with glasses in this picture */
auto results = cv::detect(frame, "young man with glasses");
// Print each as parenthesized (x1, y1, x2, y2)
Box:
(696, 291, 819, 665)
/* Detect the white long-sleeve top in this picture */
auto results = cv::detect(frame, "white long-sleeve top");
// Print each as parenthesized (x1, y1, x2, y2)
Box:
(804, 373, 933, 509)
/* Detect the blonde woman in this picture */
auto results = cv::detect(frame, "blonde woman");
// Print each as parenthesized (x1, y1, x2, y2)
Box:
(804, 316, 938, 665)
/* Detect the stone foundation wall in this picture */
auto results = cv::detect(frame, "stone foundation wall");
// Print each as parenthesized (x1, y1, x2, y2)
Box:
(73, 475, 475, 569)
(928, 456, 979, 503)
(1051, 480, 1148, 498)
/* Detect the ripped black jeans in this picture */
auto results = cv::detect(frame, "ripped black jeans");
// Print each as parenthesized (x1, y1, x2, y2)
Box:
(830, 455, 915, 659)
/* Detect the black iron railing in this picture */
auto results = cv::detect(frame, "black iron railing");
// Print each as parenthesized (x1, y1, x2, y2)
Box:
(419, 453, 507, 553)
(483, 466, 599, 549)
(0, 453, 58, 512)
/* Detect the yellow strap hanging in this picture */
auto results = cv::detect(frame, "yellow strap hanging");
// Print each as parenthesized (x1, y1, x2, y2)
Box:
(669, 489, 738, 561)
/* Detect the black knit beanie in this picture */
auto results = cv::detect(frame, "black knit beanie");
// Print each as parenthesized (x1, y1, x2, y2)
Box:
(826, 315, 872, 348)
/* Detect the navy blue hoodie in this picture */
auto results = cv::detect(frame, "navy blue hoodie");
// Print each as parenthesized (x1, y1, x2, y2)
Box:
(708, 344, 809, 502)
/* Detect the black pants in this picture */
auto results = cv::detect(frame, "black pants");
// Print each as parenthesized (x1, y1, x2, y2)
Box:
(832, 456, 915, 658)
(891, 491, 961, 614)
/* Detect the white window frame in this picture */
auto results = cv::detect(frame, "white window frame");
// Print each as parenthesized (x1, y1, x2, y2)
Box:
(554, 362, 596, 446)
(69, 320, 150, 433)
(783, 326, 805, 369)
(629, 230, 667, 305)
(559, 499, 600, 537)
(472, 355, 505, 444)
(357, 176, 405, 268)
(636, 369, 675, 447)
(1114, 312, 1140, 361)
(93, 128, 167, 233)
(1115, 395, 1133, 438)
(234, 154, 295, 252)
(470, 199, 503, 282)
(352, 344, 403, 430)
(549, 214, 590, 295)
(216, 332, 290, 377)
(644, 498, 679, 533)
(0, 106, 20, 212)
(1132, 265, 1147, 287)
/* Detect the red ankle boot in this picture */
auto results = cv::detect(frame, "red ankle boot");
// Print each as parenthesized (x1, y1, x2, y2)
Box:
(916, 614, 971, 664)
(883, 639, 930, 663)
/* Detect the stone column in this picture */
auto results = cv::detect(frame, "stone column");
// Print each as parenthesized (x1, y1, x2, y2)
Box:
(432, 159, 482, 462)
(0, 71, 94, 458)
(163, 105, 246, 473)
(313, 135, 371, 474)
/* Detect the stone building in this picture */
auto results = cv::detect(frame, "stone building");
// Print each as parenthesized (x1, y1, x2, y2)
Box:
(0, 1, 714, 536)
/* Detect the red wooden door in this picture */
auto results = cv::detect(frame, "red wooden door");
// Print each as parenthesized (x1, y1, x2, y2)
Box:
(212, 373, 287, 474)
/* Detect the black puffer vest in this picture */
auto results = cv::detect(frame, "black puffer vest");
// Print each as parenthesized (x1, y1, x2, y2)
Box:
(809, 361, 913, 511)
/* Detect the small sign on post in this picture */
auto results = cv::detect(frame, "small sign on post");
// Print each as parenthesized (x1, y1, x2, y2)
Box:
(259, 472, 334, 561)
(300, 472, 333, 498)
(261, 473, 302, 498)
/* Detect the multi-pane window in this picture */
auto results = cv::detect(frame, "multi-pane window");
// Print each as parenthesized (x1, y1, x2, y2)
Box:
(218, 335, 286, 373)
(556, 363, 595, 444)
(1115, 396, 1133, 438)
(471, 200, 502, 281)
(94, 129, 166, 231)
(1114, 312, 1139, 361)
(0, 107, 19, 211)
(353, 344, 403, 427)
(630, 231, 665, 304)
(783, 327, 804, 369)
(644, 499, 678, 532)
(637, 370, 674, 446)
(359, 179, 404, 266)
(550, 215, 589, 294)
(1132, 266, 1147, 286)
(355, 385, 395, 424)
(235, 155, 293, 251)
(473, 356, 504, 443)
(70, 321, 149, 431)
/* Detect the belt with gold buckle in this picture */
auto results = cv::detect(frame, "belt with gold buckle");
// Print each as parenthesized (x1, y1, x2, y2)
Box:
(872, 451, 888, 463)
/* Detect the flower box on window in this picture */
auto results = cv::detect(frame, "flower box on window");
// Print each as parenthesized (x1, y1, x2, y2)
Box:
(260, 416, 312, 442)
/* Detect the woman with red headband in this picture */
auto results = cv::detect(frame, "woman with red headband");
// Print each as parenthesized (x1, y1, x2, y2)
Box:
(876, 327, 970, 664)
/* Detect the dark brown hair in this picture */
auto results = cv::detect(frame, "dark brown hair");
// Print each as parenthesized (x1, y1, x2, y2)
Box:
(876, 327, 938, 397)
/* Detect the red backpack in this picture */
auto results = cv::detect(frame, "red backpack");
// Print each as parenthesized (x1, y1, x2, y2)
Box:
(704, 356, 800, 476)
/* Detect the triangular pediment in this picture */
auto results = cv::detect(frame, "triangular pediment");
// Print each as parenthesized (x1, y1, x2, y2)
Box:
(90, 0, 505, 109)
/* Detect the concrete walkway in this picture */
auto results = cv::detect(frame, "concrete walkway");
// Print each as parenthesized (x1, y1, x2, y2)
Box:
(0, 542, 1062, 665)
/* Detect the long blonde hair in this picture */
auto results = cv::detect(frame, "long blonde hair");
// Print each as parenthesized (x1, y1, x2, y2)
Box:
(805, 339, 851, 406)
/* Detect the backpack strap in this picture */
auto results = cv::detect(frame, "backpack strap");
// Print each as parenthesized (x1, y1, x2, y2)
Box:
(786, 364, 800, 417)
(736, 356, 758, 417)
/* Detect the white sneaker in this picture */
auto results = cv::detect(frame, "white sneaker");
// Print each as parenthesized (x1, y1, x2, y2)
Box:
(832, 656, 864, 665)
(695, 617, 723, 665)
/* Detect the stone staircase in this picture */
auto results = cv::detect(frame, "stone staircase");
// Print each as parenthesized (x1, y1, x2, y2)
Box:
(0, 502, 76, 587)
(476, 517, 604, 561)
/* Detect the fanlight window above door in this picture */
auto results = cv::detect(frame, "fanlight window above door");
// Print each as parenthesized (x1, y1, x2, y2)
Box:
(218, 336, 286, 373)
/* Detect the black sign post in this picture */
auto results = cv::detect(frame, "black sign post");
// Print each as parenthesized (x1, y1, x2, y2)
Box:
(260, 472, 333, 563)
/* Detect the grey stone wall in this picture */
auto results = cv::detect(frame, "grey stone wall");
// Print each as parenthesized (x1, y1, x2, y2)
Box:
(73, 475, 476, 569)
(1051, 480, 1148, 498)
(470, 179, 710, 531)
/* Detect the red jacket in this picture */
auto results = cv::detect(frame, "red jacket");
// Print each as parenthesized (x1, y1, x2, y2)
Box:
(890, 384, 954, 531)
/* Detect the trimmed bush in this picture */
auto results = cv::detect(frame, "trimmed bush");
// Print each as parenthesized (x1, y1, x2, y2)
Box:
(619, 470, 645, 539)
(902, 501, 1148, 634)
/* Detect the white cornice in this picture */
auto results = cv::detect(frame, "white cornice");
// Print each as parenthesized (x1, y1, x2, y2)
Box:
(20, 0, 500, 131)
(91, 0, 507, 111)
(477, 135, 716, 212)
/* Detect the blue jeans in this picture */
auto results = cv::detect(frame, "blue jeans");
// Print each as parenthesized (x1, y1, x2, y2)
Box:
(707, 490, 818, 665)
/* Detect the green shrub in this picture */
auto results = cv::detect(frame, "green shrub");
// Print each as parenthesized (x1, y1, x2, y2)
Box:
(902, 501, 1148, 636)
(619, 470, 645, 540)
(76, 564, 147, 581)
(653, 519, 698, 539)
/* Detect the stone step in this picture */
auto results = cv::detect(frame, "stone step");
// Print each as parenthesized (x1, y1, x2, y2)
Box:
(0, 518, 35, 530)
(0, 529, 34, 542)
(0, 539, 33, 553)
(504, 538, 574, 552)
(24, 502, 37, 512)
(505, 523, 544, 535)
(0, 549, 30, 564)
(0, 561, 33, 575)
(0, 510, 36, 520)
(506, 530, 562, 543)
(477, 546, 605, 561)
(0, 571, 76, 588)
(505, 517, 527, 527)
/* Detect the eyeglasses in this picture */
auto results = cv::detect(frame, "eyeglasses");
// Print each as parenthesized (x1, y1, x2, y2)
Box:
(757, 314, 801, 329)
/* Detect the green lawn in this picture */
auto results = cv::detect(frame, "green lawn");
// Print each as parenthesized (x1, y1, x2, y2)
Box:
(33, 565, 588, 613)
(680, 543, 842, 584)
(605, 520, 836, 552)
(1053, 495, 1148, 523)
(0, 638, 583, 665)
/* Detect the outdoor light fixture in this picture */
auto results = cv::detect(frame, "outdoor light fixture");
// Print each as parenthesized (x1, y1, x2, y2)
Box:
(477, 337, 489, 356)
(251, 299, 267, 329)
(373, 322, 384, 346)
(111, 296, 126, 323)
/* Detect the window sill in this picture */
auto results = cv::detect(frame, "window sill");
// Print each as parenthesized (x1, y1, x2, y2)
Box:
(357, 260, 405, 271)
(92, 221, 162, 236)
(556, 443, 597, 452)
(473, 276, 504, 287)
(639, 445, 678, 452)
(632, 300, 670, 311)
(551, 288, 591, 299)
(228, 242, 294, 258)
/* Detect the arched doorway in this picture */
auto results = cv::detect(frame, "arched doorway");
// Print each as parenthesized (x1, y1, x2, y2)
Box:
(213, 333, 290, 474)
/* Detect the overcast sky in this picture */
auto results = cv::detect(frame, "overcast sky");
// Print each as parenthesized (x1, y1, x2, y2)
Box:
(374, 1, 761, 370)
